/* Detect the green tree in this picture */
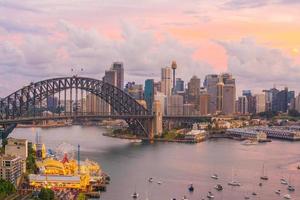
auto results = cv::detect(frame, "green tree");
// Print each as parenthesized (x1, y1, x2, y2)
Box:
(0, 179, 16, 198)
(77, 193, 86, 200)
(38, 188, 55, 200)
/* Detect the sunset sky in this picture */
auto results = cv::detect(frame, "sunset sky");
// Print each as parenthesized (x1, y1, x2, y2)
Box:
(0, 0, 300, 96)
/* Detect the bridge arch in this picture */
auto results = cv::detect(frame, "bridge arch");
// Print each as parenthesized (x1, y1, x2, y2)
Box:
(0, 76, 151, 137)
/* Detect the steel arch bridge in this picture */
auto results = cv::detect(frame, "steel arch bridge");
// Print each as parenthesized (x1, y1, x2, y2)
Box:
(0, 76, 153, 138)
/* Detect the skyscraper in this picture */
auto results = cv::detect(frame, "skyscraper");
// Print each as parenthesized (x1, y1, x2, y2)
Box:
(216, 81, 224, 112)
(144, 79, 154, 113)
(103, 70, 117, 86)
(254, 93, 266, 113)
(175, 78, 184, 92)
(221, 73, 236, 115)
(111, 62, 124, 89)
(161, 67, 172, 96)
(237, 96, 248, 114)
(204, 74, 219, 114)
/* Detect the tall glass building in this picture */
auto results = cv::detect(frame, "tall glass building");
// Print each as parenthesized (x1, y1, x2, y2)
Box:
(144, 79, 154, 113)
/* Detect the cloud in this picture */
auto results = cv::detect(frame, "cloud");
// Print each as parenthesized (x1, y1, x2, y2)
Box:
(223, 0, 300, 9)
(0, 1, 40, 13)
(0, 18, 48, 34)
(217, 38, 300, 92)
(0, 21, 214, 97)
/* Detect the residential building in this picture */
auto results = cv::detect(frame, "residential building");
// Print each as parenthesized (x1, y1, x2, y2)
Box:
(166, 95, 183, 116)
(0, 154, 23, 185)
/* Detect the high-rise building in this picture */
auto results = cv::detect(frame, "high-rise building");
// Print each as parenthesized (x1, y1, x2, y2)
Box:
(199, 91, 209, 116)
(295, 93, 300, 112)
(221, 74, 236, 115)
(144, 79, 154, 112)
(204, 74, 219, 114)
(154, 92, 166, 116)
(187, 76, 201, 104)
(166, 95, 183, 116)
(154, 81, 161, 94)
(237, 96, 248, 114)
(111, 62, 124, 89)
(0, 154, 23, 185)
(103, 70, 117, 86)
(175, 78, 184, 93)
(5, 138, 28, 173)
(161, 67, 172, 96)
(276, 87, 288, 112)
(171, 61, 177, 94)
(216, 81, 224, 112)
(254, 94, 266, 113)
(47, 96, 58, 112)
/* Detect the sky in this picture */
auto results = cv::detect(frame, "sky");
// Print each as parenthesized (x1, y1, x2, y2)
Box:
(0, 0, 300, 97)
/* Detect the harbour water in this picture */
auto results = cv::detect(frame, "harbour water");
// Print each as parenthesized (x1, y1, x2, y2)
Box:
(11, 126, 300, 200)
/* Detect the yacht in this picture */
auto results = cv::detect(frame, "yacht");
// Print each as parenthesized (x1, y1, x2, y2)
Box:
(132, 192, 139, 199)
(228, 181, 240, 186)
(214, 184, 223, 191)
(228, 169, 240, 186)
(281, 178, 288, 185)
(275, 189, 281, 195)
(211, 174, 219, 180)
(283, 194, 291, 199)
(148, 177, 153, 183)
(182, 195, 188, 200)
(188, 184, 194, 192)
(260, 164, 268, 180)
(287, 185, 295, 192)
(207, 191, 214, 199)
(157, 181, 162, 185)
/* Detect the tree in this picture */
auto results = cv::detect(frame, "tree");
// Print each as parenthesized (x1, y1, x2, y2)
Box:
(38, 188, 55, 200)
(77, 193, 86, 200)
(0, 179, 16, 198)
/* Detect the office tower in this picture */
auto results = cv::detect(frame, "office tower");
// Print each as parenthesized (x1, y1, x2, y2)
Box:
(238, 96, 248, 114)
(295, 93, 300, 112)
(154, 81, 161, 94)
(199, 91, 209, 116)
(242, 90, 252, 97)
(144, 79, 154, 112)
(221, 73, 236, 115)
(254, 94, 266, 113)
(103, 70, 117, 86)
(175, 78, 184, 93)
(276, 87, 288, 112)
(171, 61, 177, 94)
(166, 95, 183, 116)
(216, 81, 224, 112)
(154, 92, 166, 116)
(183, 104, 195, 116)
(161, 67, 172, 96)
(111, 62, 124, 89)
(263, 90, 273, 111)
(204, 74, 219, 114)
(187, 76, 201, 104)
(152, 100, 163, 136)
(269, 88, 279, 111)
(288, 91, 295, 109)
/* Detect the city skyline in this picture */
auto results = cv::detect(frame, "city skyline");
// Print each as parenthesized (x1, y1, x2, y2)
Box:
(1, 0, 300, 96)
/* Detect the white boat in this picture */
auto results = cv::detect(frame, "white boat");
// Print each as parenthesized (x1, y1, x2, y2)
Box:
(182, 195, 188, 200)
(281, 178, 288, 185)
(283, 194, 291, 199)
(148, 177, 153, 183)
(207, 191, 214, 199)
(260, 163, 268, 180)
(228, 168, 240, 186)
(157, 181, 162, 185)
(211, 174, 219, 180)
(228, 181, 241, 186)
(275, 189, 281, 195)
(130, 139, 142, 143)
(132, 192, 139, 199)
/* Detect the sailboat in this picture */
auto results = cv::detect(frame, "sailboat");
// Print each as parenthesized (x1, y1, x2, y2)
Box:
(228, 168, 241, 186)
(260, 163, 268, 180)
(132, 185, 139, 199)
(287, 175, 295, 192)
